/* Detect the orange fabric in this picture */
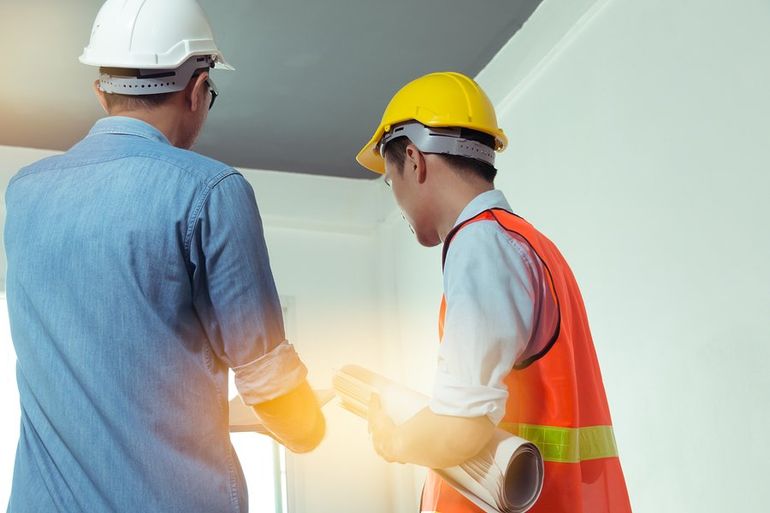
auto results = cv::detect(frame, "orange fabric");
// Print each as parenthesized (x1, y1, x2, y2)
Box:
(438, 296, 447, 341)
(422, 209, 632, 513)
(423, 472, 484, 513)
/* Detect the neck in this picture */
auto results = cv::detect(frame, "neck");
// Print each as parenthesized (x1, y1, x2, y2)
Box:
(110, 106, 186, 148)
(435, 177, 494, 243)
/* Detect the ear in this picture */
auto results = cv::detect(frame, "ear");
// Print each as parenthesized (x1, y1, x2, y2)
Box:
(187, 72, 210, 112)
(92, 80, 109, 115)
(404, 144, 427, 184)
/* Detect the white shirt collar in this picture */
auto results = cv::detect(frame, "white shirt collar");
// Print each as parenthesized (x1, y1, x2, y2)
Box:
(453, 189, 512, 229)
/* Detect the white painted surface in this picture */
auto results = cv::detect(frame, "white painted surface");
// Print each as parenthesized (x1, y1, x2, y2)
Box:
(257, 225, 394, 513)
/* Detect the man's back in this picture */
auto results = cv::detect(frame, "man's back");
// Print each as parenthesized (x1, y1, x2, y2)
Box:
(4, 117, 283, 513)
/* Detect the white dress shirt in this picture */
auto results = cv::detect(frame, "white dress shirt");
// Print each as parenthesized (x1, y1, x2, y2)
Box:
(429, 190, 558, 425)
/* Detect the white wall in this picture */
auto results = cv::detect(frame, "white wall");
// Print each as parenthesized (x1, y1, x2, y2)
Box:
(255, 222, 391, 513)
(380, 0, 770, 511)
(240, 167, 398, 513)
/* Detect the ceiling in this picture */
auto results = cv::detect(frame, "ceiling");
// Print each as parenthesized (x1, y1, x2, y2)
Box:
(0, 0, 542, 179)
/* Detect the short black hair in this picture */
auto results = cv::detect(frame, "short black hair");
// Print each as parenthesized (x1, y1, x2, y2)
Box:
(382, 128, 498, 183)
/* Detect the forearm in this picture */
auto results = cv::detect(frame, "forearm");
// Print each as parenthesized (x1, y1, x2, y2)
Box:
(388, 407, 495, 469)
(253, 380, 325, 453)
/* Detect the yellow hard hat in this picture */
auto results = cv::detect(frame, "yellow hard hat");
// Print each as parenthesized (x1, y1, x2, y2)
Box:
(356, 71, 508, 174)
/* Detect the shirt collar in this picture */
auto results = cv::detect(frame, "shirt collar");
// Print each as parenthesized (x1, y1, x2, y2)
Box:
(87, 116, 171, 145)
(453, 189, 512, 228)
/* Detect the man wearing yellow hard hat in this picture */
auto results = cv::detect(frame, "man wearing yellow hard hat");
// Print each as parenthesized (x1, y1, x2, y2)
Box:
(360, 72, 632, 513)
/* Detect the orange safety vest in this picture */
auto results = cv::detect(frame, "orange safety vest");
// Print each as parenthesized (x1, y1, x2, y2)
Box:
(421, 208, 632, 513)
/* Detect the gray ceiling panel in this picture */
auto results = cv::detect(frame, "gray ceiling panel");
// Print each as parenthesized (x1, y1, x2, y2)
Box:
(0, 0, 542, 179)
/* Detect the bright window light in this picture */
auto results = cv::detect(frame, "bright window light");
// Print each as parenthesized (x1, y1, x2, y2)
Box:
(229, 371, 289, 513)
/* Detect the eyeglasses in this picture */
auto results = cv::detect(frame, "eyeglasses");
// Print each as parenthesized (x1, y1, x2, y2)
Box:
(205, 78, 218, 111)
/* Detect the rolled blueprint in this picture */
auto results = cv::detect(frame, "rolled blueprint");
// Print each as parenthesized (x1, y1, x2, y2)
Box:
(333, 365, 543, 513)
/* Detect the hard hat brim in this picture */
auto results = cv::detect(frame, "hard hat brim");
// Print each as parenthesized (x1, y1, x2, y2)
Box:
(356, 128, 386, 175)
(212, 56, 235, 71)
(356, 121, 508, 176)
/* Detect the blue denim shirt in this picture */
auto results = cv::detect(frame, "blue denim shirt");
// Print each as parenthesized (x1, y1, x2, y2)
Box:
(4, 117, 307, 513)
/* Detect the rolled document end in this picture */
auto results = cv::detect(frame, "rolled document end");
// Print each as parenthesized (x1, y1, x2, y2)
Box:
(501, 443, 543, 513)
(333, 365, 545, 513)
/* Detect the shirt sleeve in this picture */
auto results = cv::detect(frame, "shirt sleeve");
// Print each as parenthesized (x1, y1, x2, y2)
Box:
(429, 221, 543, 425)
(188, 171, 307, 404)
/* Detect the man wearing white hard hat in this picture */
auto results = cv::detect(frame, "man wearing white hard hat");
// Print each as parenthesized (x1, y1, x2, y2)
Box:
(4, 1, 324, 512)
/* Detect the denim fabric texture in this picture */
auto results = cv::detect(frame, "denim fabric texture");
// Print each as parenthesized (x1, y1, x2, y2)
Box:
(4, 117, 305, 513)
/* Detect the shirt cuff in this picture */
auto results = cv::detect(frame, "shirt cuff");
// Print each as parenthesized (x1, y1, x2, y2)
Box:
(429, 372, 509, 426)
(233, 340, 308, 405)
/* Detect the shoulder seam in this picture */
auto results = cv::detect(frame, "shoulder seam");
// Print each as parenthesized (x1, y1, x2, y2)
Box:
(443, 222, 542, 308)
(183, 170, 243, 259)
(15, 150, 229, 181)
(446, 219, 537, 269)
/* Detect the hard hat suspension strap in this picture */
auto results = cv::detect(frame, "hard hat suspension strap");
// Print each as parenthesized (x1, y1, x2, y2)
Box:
(99, 55, 215, 96)
(379, 122, 496, 167)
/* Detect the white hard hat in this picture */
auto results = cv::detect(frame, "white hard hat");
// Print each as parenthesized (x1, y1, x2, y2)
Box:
(79, 0, 234, 71)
